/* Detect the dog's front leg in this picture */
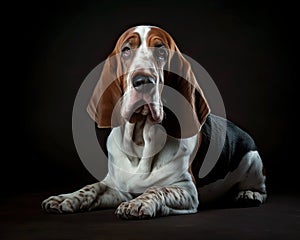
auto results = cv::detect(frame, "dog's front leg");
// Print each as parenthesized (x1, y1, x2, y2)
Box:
(115, 184, 199, 219)
(42, 182, 131, 213)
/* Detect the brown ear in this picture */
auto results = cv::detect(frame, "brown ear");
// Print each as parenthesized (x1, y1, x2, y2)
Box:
(163, 48, 210, 138)
(87, 53, 123, 128)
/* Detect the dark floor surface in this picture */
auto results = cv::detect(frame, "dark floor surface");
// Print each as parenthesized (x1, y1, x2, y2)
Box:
(0, 191, 299, 240)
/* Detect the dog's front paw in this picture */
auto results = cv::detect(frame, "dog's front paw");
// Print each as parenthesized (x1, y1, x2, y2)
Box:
(42, 194, 80, 213)
(235, 190, 265, 207)
(115, 199, 156, 219)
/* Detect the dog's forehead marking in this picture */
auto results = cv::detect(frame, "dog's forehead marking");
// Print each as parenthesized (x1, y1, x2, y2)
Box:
(134, 26, 151, 47)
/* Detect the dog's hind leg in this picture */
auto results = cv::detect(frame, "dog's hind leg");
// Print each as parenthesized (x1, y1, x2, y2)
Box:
(234, 150, 267, 207)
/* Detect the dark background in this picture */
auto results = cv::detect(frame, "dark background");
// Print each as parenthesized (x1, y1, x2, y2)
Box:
(3, 0, 298, 197)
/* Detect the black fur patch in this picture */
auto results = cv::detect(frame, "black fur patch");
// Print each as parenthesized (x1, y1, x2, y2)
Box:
(193, 114, 257, 187)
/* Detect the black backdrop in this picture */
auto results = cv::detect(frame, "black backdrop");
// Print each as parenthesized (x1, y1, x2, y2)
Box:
(3, 0, 298, 197)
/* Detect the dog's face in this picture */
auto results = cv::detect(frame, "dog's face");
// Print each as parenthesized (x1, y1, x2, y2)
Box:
(87, 25, 210, 138)
(116, 26, 175, 124)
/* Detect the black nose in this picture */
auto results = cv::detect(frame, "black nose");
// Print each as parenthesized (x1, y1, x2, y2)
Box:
(132, 75, 155, 91)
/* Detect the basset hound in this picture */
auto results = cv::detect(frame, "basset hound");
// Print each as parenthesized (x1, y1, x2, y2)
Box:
(42, 25, 267, 219)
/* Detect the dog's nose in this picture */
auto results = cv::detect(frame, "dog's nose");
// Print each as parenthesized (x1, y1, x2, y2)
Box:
(132, 75, 155, 92)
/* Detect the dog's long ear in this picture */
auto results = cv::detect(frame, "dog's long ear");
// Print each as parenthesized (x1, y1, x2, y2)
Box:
(87, 52, 123, 128)
(163, 47, 210, 138)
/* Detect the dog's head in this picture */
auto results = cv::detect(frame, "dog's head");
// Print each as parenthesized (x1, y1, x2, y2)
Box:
(87, 25, 210, 138)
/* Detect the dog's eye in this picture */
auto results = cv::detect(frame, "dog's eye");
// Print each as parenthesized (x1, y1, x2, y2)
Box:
(156, 47, 167, 61)
(122, 46, 131, 59)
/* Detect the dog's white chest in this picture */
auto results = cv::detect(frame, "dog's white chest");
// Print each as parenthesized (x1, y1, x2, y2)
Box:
(103, 126, 198, 193)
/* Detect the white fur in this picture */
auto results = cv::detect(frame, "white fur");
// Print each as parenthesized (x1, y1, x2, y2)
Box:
(129, 26, 154, 81)
(103, 120, 198, 193)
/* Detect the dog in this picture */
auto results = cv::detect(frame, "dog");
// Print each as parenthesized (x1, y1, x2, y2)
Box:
(42, 25, 267, 219)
